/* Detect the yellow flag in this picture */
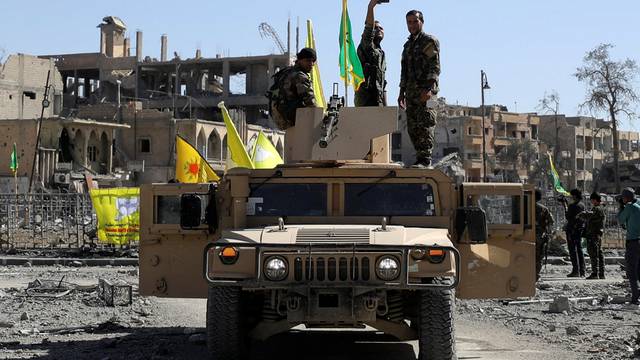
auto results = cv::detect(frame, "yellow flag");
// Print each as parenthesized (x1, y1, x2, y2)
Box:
(176, 135, 220, 183)
(252, 131, 284, 169)
(90, 188, 140, 245)
(219, 102, 254, 170)
(306, 20, 326, 109)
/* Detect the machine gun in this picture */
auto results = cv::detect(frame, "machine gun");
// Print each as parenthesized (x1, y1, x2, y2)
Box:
(319, 83, 345, 148)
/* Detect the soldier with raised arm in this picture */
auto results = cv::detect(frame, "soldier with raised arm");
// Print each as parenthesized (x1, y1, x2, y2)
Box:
(355, 0, 387, 107)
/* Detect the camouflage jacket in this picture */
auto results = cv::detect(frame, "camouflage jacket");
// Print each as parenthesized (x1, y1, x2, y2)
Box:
(281, 64, 316, 109)
(577, 205, 606, 238)
(535, 202, 554, 239)
(274, 64, 316, 127)
(355, 24, 386, 106)
(400, 31, 441, 96)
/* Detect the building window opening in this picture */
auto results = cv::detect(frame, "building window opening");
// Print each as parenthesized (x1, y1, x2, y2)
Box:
(138, 138, 151, 153)
(23, 91, 36, 100)
(391, 132, 402, 150)
(87, 146, 97, 162)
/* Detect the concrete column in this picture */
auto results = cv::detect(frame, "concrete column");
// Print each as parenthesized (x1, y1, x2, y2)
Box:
(136, 31, 143, 61)
(74, 69, 79, 106)
(161, 35, 168, 62)
(166, 72, 173, 95)
(124, 37, 130, 57)
(268, 58, 275, 86)
(84, 77, 91, 98)
(222, 61, 230, 97)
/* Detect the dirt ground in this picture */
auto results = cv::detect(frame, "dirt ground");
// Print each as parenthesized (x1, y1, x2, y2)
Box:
(0, 263, 638, 360)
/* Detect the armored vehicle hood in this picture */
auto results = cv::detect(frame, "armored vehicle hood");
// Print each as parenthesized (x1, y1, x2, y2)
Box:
(221, 225, 452, 247)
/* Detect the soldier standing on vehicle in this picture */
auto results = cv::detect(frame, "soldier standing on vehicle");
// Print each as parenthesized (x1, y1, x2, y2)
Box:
(618, 188, 640, 307)
(561, 189, 586, 277)
(577, 192, 606, 279)
(355, 0, 387, 107)
(398, 9, 441, 167)
(535, 189, 554, 281)
(268, 48, 317, 130)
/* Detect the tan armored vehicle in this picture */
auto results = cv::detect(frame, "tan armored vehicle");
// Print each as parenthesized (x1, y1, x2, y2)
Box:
(139, 101, 536, 360)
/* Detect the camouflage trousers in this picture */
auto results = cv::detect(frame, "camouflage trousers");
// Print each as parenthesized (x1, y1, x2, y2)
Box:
(405, 93, 437, 165)
(586, 235, 605, 277)
(535, 234, 549, 281)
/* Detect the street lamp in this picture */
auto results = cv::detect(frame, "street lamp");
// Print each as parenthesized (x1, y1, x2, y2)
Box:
(481, 70, 491, 182)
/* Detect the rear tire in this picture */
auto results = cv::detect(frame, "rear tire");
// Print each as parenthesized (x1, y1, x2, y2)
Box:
(206, 285, 246, 360)
(417, 278, 457, 360)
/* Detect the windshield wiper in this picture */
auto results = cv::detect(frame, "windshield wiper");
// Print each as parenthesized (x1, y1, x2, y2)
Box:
(357, 170, 397, 197)
(249, 170, 283, 196)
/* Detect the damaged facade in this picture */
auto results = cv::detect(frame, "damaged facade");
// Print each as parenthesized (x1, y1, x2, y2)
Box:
(0, 15, 286, 191)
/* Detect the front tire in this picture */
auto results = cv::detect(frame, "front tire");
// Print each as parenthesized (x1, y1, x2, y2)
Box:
(206, 285, 245, 360)
(418, 278, 457, 360)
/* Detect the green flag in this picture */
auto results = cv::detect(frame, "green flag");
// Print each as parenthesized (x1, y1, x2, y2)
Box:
(547, 152, 569, 196)
(9, 143, 18, 173)
(339, 0, 364, 91)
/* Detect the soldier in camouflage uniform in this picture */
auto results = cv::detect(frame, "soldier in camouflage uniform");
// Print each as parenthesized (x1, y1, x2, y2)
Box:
(355, 0, 387, 107)
(270, 48, 317, 130)
(535, 189, 554, 281)
(578, 192, 606, 279)
(398, 10, 441, 167)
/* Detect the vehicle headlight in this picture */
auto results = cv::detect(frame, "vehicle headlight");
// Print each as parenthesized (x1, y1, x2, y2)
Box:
(264, 256, 288, 281)
(376, 256, 400, 281)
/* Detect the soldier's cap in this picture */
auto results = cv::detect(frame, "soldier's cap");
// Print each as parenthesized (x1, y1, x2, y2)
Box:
(297, 48, 317, 61)
(622, 187, 636, 199)
(589, 192, 602, 202)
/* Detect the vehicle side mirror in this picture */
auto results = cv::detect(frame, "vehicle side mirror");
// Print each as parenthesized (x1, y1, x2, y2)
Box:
(180, 194, 202, 229)
(455, 206, 488, 243)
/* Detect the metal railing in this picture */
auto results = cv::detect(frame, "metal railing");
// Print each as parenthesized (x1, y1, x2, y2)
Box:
(541, 195, 625, 247)
(0, 193, 124, 250)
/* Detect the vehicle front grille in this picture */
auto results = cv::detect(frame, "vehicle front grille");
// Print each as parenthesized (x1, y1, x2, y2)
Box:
(296, 228, 370, 244)
(293, 255, 372, 282)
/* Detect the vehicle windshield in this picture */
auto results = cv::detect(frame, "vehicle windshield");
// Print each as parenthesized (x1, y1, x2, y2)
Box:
(247, 183, 327, 216)
(344, 183, 436, 216)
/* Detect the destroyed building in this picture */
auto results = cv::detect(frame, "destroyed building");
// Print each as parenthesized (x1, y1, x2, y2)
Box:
(539, 115, 640, 191)
(0, 15, 287, 191)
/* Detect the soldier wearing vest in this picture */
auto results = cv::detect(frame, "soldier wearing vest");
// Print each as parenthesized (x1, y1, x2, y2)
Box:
(535, 189, 554, 281)
(268, 48, 317, 130)
(577, 192, 606, 279)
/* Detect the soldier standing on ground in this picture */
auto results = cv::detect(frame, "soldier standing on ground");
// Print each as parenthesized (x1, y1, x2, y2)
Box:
(269, 48, 317, 130)
(355, 0, 387, 107)
(577, 192, 606, 279)
(617, 188, 640, 307)
(535, 189, 554, 281)
(562, 189, 586, 277)
(398, 9, 441, 167)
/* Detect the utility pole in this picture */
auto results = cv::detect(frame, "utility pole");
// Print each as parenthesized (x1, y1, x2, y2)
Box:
(480, 70, 491, 182)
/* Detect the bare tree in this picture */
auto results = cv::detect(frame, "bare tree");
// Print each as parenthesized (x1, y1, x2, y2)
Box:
(537, 91, 561, 162)
(575, 43, 639, 193)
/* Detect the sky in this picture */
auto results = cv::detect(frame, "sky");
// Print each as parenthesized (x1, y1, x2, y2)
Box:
(1, 0, 638, 129)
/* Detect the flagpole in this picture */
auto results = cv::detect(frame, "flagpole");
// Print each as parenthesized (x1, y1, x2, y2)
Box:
(342, 0, 349, 106)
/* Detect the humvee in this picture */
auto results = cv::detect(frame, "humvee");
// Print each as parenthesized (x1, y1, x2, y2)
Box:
(139, 103, 536, 360)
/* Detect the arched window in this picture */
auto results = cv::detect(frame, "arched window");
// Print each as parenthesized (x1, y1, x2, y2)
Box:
(197, 129, 207, 156)
(222, 135, 228, 160)
(207, 131, 222, 160)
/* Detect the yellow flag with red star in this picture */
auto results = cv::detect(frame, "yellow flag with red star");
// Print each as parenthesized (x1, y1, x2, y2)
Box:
(175, 135, 220, 183)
